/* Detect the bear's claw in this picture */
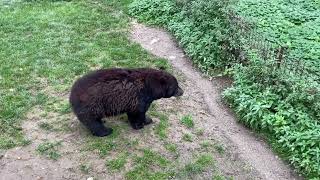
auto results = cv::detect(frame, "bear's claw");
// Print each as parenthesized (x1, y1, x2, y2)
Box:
(131, 122, 144, 130)
(93, 128, 113, 137)
(144, 117, 153, 125)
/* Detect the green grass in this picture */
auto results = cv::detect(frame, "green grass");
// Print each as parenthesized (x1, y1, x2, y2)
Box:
(182, 133, 193, 142)
(195, 128, 205, 136)
(181, 154, 215, 177)
(164, 143, 178, 154)
(38, 122, 54, 131)
(180, 114, 194, 128)
(213, 144, 225, 155)
(80, 164, 91, 174)
(85, 124, 122, 156)
(200, 140, 226, 155)
(200, 140, 225, 154)
(212, 175, 233, 180)
(125, 149, 173, 180)
(106, 152, 129, 171)
(36, 141, 62, 160)
(149, 111, 169, 140)
(200, 140, 213, 150)
(0, 0, 169, 150)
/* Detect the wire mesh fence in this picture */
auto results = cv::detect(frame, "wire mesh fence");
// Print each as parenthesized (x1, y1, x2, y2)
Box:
(227, 10, 320, 81)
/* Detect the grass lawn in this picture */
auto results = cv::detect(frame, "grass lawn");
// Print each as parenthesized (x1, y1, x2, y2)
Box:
(0, 0, 168, 149)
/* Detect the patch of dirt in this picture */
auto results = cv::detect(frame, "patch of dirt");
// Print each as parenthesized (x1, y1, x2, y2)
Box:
(0, 107, 115, 180)
(129, 22, 301, 180)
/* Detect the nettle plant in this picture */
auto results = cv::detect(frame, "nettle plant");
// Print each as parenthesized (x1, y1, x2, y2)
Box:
(223, 49, 320, 176)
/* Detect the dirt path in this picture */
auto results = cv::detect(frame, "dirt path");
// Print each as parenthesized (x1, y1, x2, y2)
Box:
(130, 22, 300, 180)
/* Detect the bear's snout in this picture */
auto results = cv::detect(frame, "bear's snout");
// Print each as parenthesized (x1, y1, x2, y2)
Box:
(174, 87, 184, 97)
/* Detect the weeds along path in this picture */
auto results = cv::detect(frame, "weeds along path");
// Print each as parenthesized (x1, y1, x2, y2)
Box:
(130, 22, 300, 180)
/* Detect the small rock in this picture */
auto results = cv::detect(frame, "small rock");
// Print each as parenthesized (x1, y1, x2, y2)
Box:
(150, 38, 160, 44)
(169, 56, 176, 60)
(0, 149, 4, 156)
(87, 177, 94, 180)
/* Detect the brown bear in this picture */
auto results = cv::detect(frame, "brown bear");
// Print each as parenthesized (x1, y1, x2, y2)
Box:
(69, 68, 183, 137)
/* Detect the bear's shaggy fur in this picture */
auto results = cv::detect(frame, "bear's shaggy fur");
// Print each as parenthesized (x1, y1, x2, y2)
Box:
(69, 68, 183, 137)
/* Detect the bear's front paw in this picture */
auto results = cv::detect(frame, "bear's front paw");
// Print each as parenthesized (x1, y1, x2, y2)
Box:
(93, 128, 113, 137)
(144, 116, 153, 125)
(131, 122, 144, 130)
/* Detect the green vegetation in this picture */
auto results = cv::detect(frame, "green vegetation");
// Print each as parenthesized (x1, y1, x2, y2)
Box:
(181, 154, 214, 177)
(106, 152, 129, 171)
(180, 114, 194, 128)
(129, 0, 234, 72)
(36, 141, 61, 160)
(225, 0, 320, 177)
(125, 149, 173, 180)
(195, 128, 205, 136)
(182, 133, 193, 142)
(0, 0, 169, 149)
(213, 144, 225, 155)
(200, 140, 225, 154)
(212, 175, 233, 180)
(38, 122, 54, 131)
(86, 125, 123, 156)
(149, 111, 169, 140)
(200, 140, 212, 150)
(80, 164, 91, 174)
(164, 143, 178, 154)
(129, 0, 320, 177)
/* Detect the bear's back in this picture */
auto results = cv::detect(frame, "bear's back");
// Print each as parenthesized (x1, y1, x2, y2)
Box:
(69, 68, 150, 115)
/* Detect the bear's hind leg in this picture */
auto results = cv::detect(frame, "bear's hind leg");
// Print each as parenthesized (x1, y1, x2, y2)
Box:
(86, 120, 113, 137)
(127, 112, 145, 130)
(77, 113, 113, 137)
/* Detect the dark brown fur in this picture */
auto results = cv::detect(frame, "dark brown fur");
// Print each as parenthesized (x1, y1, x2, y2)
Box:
(69, 68, 183, 137)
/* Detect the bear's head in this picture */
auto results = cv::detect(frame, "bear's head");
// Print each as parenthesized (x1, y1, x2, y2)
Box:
(145, 70, 183, 100)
